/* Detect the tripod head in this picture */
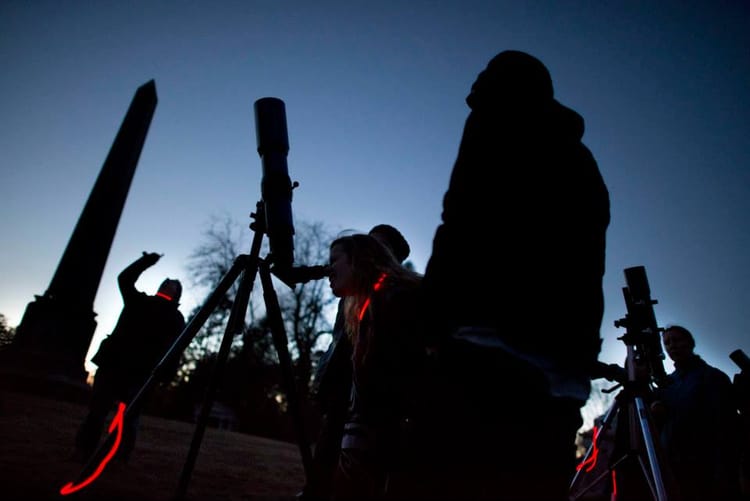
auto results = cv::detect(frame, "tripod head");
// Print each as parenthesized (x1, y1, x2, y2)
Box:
(247, 200, 329, 289)
(614, 266, 669, 389)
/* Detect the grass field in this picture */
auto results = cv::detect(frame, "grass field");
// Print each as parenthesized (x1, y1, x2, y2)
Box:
(0, 389, 305, 501)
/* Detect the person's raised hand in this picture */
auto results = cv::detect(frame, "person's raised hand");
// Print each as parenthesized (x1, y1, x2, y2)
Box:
(141, 251, 163, 266)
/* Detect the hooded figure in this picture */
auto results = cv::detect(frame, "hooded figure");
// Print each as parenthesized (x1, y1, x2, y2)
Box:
(424, 50, 609, 376)
(409, 50, 610, 501)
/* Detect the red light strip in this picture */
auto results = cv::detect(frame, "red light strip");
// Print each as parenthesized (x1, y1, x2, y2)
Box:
(611, 469, 618, 499)
(60, 401, 127, 495)
(576, 425, 600, 473)
(156, 292, 173, 301)
(358, 273, 387, 320)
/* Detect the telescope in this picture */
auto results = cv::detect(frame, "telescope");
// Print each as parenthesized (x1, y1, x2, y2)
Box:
(254, 98, 332, 289)
(614, 265, 668, 388)
(571, 265, 675, 501)
(730, 349, 750, 372)
(254, 97, 296, 269)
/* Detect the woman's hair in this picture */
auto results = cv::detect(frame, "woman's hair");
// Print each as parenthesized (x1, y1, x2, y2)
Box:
(330, 233, 421, 367)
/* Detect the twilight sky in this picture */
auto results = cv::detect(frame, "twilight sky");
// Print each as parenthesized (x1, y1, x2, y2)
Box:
(1, 1, 748, 389)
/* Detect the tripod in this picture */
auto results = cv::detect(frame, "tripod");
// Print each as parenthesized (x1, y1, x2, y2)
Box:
(173, 202, 316, 499)
(569, 266, 676, 501)
(570, 349, 674, 501)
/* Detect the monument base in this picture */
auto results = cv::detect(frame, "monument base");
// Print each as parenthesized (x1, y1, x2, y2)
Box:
(0, 295, 95, 403)
(0, 345, 92, 403)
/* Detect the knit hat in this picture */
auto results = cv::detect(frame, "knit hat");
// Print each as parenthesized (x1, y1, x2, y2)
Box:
(369, 224, 410, 263)
(466, 50, 554, 110)
(158, 278, 182, 303)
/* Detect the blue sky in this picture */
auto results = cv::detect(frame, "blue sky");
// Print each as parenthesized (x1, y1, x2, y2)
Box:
(2, 1, 748, 389)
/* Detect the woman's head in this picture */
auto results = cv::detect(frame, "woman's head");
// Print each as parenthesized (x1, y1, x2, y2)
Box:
(328, 232, 422, 369)
(328, 233, 401, 298)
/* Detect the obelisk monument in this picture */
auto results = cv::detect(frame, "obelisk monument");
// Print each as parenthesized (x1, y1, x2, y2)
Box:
(1, 80, 158, 398)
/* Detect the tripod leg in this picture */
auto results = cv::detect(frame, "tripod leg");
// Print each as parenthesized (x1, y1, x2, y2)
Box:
(570, 399, 620, 501)
(607, 392, 672, 501)
(174, 253, 260, 501)
(633, 396, 670, 501)
(258, 259, 314, 486)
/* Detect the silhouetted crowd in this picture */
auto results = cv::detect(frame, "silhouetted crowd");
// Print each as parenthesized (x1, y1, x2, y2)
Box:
(71, 50, 750, 501)
(302, 50, 610, 501)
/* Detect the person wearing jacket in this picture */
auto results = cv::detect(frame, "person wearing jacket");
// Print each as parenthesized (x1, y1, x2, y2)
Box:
(326, 233, 423, 500)
(416, 49, 610, 500)
(303, 224, 412, 501)
(652, 325, 742, 501)
(73, 251, 185, 463)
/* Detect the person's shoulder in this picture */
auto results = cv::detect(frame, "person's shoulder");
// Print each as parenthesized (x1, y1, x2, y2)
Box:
(705, 363, 732, 382)
(375, 282, 422, 328)
(126, 290, 150, 304)
(382, 279, 421, 304)
(693, 357, 732, 385)
(167, 303, 186, 325)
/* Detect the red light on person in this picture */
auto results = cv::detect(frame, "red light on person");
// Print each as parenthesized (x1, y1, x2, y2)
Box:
(358, 273, 387, 320)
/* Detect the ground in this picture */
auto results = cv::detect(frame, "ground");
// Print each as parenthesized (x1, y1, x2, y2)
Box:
(0, 389, 305, 501)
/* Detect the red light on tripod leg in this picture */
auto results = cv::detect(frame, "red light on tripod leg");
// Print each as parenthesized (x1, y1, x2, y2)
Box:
(60, 402, 127, 495)
(575, 425, 600, 473)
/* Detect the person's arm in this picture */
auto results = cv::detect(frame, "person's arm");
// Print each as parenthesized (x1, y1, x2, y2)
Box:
(118, 252, 161, 302)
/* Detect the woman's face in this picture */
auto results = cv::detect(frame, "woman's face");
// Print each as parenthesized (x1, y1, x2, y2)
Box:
(329, 243, 354, 297)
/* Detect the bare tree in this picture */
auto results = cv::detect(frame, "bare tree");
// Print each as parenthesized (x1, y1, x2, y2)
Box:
(174, 212, 258, 381)
(180, 212, 337, 387)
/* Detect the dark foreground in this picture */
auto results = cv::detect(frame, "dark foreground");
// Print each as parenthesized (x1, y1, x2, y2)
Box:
(0, 389, 304, 501)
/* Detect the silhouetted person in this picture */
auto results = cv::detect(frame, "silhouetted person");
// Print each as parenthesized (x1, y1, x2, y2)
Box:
(732, 350, 750, 500)
(652, 325, 742, 501)
(413, 50, 610, 500)
(325, 233, 423, 500)
(303, 225, 411, 501)
(73, 252, 185, 463)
